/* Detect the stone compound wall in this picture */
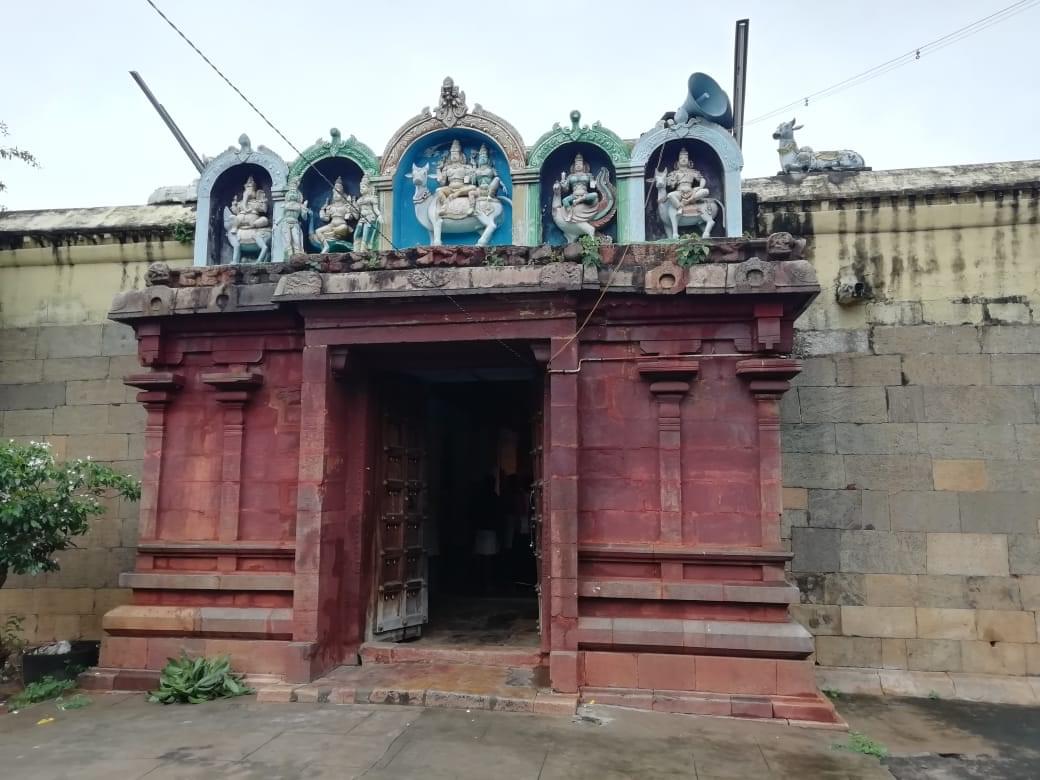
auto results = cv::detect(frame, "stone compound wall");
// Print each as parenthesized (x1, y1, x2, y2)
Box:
(747, 162, 1040, 678)
(0, 208, 191, 642)
(2, 166, 1039, 682)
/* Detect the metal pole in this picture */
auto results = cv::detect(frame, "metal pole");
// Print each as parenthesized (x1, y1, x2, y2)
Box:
(129, 71, 205, 173)
(732, 19, 750, 148)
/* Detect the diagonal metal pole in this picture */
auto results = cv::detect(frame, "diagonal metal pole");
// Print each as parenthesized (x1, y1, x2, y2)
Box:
(130, 70, 205, 173)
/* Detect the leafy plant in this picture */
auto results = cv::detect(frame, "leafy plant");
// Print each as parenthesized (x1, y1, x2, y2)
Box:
(927, 689, 940, 700)
(1, 615, 25, 682)
(171, 219, 195, 245)
(483, 248, 505, 267)
(148, 653, 253, 705)
(1, 120, 39, 210)
(0, 441, 141, 590)
(7, 675, 76, 710)
(834, 731, 888, 759)
(56, 693, 91, 711)
(578, 234, 603, 268)
(822, 687, 841, 701)
(674, 234, 710, 268)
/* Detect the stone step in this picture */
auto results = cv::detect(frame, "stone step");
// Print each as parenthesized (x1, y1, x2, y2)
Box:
(360, 641, 545, 668)
(580, 686, 845, 726)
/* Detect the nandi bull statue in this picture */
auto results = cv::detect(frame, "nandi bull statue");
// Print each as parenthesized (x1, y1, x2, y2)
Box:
(409, 140, 510, 246)
(550, 153, 616, 242)
(223, 176, 272, 263)
(654, 148, 724, 239)
(773, 118, 866, 174)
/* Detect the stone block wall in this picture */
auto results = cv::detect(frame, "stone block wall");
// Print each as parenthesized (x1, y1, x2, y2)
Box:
(780, 316, 1040, 677)
(0, 322, 144, 641)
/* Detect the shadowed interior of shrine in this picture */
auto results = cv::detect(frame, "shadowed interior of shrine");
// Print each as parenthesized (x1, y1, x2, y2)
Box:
(367, 347, 542, 649)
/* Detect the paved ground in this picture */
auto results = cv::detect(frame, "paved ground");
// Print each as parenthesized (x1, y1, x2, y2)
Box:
(0, 691, 1037, 779)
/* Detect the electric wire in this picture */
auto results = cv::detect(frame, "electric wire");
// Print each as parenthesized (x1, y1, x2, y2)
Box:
(142, 0, 535, 369)
(745, 0, 1040, 126)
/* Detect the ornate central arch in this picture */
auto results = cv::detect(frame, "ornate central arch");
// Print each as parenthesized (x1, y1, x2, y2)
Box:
(380, 77, 526, 175)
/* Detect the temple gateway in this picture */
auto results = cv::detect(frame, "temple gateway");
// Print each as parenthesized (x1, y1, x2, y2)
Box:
(91, 75, 841, 724)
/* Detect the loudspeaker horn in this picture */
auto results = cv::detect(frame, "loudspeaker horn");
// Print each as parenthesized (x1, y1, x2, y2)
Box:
(675, 72, 733, 129)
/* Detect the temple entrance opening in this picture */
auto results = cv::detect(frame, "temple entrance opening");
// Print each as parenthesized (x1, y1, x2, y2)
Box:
(367, 343, 543, 654)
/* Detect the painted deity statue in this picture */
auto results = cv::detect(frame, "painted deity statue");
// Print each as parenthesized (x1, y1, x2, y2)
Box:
(560, 154, 598, 218)
(434, 140, 478, 217)
(654, 147, 723, 239)
(311, 176, 358, 252)
(279, 186, 311, 256)
(550, 153, 616, 242)
(223, 176, 272, 263)
(352, 174, 382, 251)
(409, 140, 510, 246)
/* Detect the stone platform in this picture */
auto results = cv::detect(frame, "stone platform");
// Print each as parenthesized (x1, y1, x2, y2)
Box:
(253, 661, 576, 716)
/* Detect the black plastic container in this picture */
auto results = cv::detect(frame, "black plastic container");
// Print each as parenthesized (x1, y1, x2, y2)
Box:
(21, 641, 100, 684)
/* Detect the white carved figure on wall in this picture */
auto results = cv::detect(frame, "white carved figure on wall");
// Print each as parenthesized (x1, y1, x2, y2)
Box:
(410, 140, 510, 246)
(654, 148, 723, 239)
(551, 153, 616, 242)
(224, 176, 273, 263)
(279, 186, 311, 256)
(311, 176, 358, 252)
(352, 174, 382, 251)
(773, 118, 866, 174)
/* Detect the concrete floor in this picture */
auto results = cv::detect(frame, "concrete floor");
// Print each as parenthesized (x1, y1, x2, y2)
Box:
(0, 691, 1037, 779)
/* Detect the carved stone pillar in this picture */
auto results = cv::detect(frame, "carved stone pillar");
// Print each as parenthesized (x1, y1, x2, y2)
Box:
(638, 360, 700, 546)
(735, 358, 802, 548)
(201, 369, 263, 542)
(511, 169, 540, 245)
(124, 372, 184, 542)
(546, 336, 580, 692)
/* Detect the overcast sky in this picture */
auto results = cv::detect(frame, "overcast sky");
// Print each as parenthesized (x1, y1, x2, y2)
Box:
(1, 0, 1038, 211)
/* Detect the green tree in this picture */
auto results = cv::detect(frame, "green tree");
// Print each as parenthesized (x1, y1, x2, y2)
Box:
(0, 440, 140, 590)
(0, 121, 39, 210)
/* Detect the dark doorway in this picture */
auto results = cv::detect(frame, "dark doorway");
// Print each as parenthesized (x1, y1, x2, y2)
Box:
(424, 381, 539, 648)
(368, 344, 542, 649)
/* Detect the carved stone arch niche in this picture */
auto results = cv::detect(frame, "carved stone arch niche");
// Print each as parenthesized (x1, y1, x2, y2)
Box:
(193, 135, 289, 266)
(529, 112, 629, 245)
(629, 121, 743, 240)
(288, 129, 379, 253)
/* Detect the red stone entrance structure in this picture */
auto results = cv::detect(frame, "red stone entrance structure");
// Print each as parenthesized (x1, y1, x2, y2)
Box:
(89, 239, 840, 723)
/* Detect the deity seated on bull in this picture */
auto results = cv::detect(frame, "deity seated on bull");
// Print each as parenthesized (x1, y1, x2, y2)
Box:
(223, 176, 272, 263)
(653, 148, 724, 239)
(409, 140, 510, 246)
(311, 176, 358, 252)
(550, 153, 616, 242)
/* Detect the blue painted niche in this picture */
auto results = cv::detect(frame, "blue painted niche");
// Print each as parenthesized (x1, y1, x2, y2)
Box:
(298, 157, 364, 252)
(642, 139, 724, 241)
(392, 128, 513, 249)
(208, 163, 272, 266)
(537, 141, 617, 245)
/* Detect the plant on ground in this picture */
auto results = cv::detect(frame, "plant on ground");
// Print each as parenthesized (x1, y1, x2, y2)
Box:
(578, 234, 603, 268)
(1, 615, 25, 682)
(0, 440, 141, 591)
(149, 654, 253, 705)
(834, 731, 888, 759)
(171, 219, 195, 245)
(674, 234, 710, 268)
(55, 693, 91, 711)
(7, 675, 76, 710)
(821, 687, 841, 701)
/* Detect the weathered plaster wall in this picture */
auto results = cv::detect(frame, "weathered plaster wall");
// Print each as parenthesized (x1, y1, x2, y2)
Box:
(745, 161, 1040, 677)
(2, 162, 1038, 681)
(0, 209, 192, 641)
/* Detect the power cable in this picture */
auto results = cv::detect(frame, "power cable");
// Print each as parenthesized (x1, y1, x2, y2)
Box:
(745, 0, 1040, 126)
(142, 0, 534, 369)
